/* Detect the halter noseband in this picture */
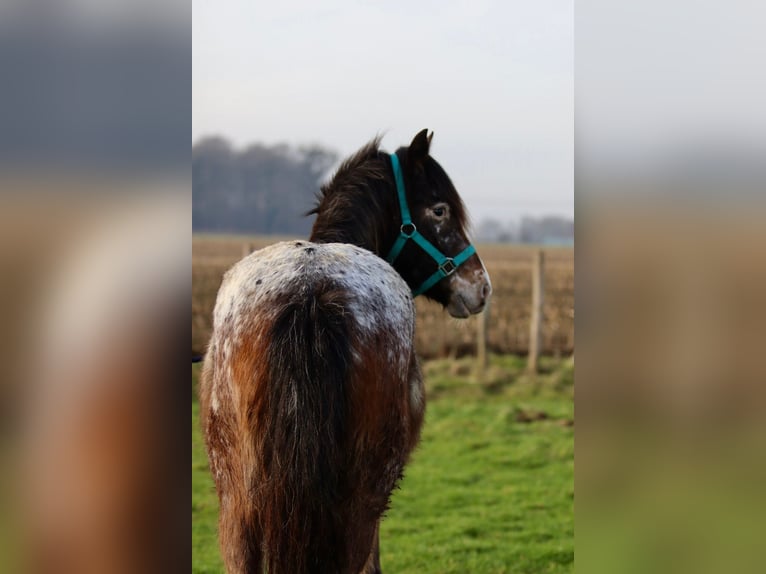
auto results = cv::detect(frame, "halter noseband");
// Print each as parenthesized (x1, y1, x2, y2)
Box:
(385, 153, 476, 297)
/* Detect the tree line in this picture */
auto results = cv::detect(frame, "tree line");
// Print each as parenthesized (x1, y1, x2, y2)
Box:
(193, 137, 338, 235)
(475, 216, 574, 245)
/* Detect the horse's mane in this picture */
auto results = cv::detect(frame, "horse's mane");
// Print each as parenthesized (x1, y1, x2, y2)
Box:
(308, 135, 386, 216)
(308, 136, 392, 253)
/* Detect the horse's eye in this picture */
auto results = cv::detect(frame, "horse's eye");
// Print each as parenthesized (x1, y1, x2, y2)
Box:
(433, 207, 446, 218)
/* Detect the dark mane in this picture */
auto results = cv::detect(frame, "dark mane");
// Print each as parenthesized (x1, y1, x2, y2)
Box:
(308, 136, 394, 254)
(308, 136, 386, 215)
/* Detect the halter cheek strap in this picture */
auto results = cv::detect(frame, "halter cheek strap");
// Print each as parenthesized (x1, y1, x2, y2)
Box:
(385, 153, 477, 297)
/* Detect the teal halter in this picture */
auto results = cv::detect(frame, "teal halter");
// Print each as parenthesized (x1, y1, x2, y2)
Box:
(385, 153, 477, 297)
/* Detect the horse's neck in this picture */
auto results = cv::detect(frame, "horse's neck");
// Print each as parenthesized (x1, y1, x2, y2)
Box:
(309, 218, 384, 256)
(309, 186, 396, 257)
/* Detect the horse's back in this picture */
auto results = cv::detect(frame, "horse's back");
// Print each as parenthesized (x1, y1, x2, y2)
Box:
(200, 241, 422, 573)
(210, 240, 413, 346)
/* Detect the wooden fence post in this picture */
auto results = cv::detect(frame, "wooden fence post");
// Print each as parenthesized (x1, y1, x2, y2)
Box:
(241, 242, 253, 258)
(476, 299, 491, 378)
(527, 249, 545, 373)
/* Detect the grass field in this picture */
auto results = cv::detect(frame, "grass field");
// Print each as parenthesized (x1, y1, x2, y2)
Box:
(192, 354, 574, 573)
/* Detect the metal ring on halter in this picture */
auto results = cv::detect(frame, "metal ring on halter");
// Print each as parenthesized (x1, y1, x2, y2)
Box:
(400, 223, 416, 237)
(439, 258, 457, 276)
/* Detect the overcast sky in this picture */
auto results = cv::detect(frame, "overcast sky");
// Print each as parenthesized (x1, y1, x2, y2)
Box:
(193, 0, 573, 223)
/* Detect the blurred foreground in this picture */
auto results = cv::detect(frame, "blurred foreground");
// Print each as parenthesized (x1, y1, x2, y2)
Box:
(0, 1, 189, 570)
(577, 200, 766, 574)
(0, 188, 189, 573)
(576, 0, 766, 568)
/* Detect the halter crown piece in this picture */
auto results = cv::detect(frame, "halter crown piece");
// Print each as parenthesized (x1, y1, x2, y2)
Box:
(385, 153, 477, 297)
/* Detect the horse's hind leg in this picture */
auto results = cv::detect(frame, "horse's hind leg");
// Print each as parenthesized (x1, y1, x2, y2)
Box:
(361, 522, 383, 574)
(218, 500, 262, 574)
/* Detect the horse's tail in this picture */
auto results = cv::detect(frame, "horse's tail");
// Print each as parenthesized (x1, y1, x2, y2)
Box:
(260, 282, 352, 573)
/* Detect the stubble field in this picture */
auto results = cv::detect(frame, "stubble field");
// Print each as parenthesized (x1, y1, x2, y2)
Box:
(192, 235, 574, 360)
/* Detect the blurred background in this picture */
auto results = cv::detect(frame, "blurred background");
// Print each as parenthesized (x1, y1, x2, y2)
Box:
(0, 1, 189, 573)
(577, 1, 766, 573)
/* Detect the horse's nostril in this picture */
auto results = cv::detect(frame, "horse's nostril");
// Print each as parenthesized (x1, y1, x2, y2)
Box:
(481, 282, 491, 300)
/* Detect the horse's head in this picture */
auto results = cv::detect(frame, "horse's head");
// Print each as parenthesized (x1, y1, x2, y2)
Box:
(390, 129, 491, 318)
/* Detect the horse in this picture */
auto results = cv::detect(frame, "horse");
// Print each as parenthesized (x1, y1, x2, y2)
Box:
(199, 129, 491, 573)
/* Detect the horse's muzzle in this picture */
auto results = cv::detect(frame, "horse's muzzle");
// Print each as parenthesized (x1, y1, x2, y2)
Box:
(446, 264, 492, 318)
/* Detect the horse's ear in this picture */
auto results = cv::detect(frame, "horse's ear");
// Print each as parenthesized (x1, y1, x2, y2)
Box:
(408, 129, 431, 166)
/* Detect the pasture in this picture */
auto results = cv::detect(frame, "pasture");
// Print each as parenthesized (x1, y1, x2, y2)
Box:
(192, 354, 574, 573)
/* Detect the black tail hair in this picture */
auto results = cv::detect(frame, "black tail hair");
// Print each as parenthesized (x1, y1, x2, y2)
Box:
(260, 282, 352, 573)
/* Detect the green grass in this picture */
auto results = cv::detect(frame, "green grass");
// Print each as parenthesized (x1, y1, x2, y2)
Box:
(192, 355, 573, 573)
(193, 398, 226, 573)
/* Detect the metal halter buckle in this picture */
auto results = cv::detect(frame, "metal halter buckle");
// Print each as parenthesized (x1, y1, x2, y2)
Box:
(439, 258, 457, 276)
(400, 222, 416, 237)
